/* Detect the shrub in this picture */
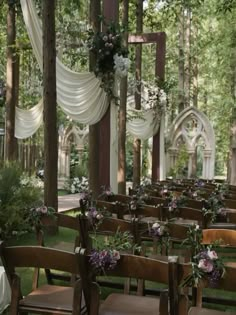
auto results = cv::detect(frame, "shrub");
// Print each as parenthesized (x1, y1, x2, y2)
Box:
(0, 163, 42, 239)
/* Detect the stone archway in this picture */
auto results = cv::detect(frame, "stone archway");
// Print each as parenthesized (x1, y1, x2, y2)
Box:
(167, 106, 215, 179)
(58, 125, 89, 187)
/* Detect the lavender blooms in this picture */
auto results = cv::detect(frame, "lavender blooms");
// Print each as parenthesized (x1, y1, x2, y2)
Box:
(89, 249, 120, 274)
(86, 207, 104, 226)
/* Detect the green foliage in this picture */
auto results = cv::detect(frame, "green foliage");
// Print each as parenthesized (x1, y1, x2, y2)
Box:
(168, 144, 189, 178)
(0, 163, 42, 239)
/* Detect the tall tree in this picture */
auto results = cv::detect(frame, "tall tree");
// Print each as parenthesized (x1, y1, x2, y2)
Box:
(133, 0, 143, 188)
(88, 0, 100, 198)
(118, 0, 129, 194)
(178, 8, 185, 113)
(5, 0, 16, 161)
(185, 7, 191, 107)
(42, 0, 58, 211)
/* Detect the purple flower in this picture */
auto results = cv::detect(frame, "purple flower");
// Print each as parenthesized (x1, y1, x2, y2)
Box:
(89, 249, 120, 274)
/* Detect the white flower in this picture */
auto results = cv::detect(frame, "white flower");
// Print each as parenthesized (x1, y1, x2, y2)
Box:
(152, 222, 160, 229)
(207, 250, 218, 260)
(112, 250, 120, 260)
(96, 213, 103, 220)
(71, 185, 76, 194)
(113, 53, 130, 78)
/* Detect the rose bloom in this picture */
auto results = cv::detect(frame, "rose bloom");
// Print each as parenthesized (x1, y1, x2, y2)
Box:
(198, 259, 214, 273)
(207, 250, 218, 260)
(152, 222, 160, 229)
(40, 206, 48, 214)
(112, 250, 120, 261)
(96, 213, 103, 220)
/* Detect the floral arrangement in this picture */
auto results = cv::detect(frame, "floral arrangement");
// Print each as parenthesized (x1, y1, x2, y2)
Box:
(181, 224, 225, 288)
(98, 186, 114, 201)
(79, 191, 93, 212)
(87, 21, 129, 104)
(129, 194, 146, 211)
(89, 229, 132, 275)
(182, 248, 225, 288)
(28, 205, 56, 227)
(202, 192, 226, 223)
(167, 194, 186, 213)
(86, 205, 111, 228)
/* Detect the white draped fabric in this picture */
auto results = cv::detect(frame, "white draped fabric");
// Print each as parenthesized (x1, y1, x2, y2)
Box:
(0, 267, 11, 313)
(16, 0, 161, 142)
(15, 0, 109, 138)
(15, 99, 43, 139)
(126, 108, 161, 140)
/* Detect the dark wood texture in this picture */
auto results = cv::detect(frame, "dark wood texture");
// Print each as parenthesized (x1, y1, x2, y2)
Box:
(5, 2, 16, 161)
(0, 242, 84, 315)
(42, 0, 58, 212)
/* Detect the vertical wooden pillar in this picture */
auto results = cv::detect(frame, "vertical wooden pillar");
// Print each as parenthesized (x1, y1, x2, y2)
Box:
(5, 1, 16, 161)
(98, 0, 119, 189)
(152, 33, 166, 182)
(89, 0, 101, 198)
(42, 0, 58, 212)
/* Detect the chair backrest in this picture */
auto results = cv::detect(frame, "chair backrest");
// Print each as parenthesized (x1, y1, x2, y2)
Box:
(202, 229, 236, 246)
(95, 199, 129, 219)
(35, 213, 81, 284)
(177, 260, 236, 312)
(78, 215, 139, 250)
(0, 241, 80, 290)
(79, 252, 180, 315)
(166, 207, 208, 228)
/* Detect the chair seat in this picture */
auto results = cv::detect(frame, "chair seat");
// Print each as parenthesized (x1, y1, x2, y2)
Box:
(99, 293, 160, 315)
(20, 284, 85, 312)
(188, 307, 236, 315)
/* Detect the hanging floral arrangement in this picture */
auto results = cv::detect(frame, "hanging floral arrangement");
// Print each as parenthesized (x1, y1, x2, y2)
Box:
(87, 22, 130, 104)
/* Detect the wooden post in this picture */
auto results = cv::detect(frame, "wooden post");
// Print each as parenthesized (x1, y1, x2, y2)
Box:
(98, 0, 119, 190)
(89, 0, 101, 198)
(42, 0, 58, 213)
(152, 33, 166, 182)
(5, 1, 16, 161)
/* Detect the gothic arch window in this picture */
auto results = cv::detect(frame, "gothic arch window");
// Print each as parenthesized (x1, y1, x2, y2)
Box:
(167, 107, 215, 179)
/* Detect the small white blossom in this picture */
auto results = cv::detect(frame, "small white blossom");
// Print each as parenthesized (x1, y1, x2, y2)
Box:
(113, 53, 130, 78)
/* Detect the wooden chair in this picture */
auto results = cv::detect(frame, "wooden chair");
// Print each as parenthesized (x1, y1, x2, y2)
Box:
(177, 261, 236, 315)
(36, 213, 81, 284)
(0, 242, 85, 315)
(79, 252, 180, 315)
(78, 214, 140, 253)
(165, 206, 209, 228)
(95, 199, 129, 219)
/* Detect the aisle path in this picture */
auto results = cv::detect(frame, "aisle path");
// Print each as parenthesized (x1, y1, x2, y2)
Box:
(58, 193, 81, 212)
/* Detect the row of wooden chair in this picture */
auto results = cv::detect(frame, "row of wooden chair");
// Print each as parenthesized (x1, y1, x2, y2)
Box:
(2, 240, 236, 315)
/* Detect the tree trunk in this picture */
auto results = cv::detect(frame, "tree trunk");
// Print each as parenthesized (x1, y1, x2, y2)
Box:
(5, 1, 16, 161)
(192, 21, 198, 108)
(118, 0, 129, 194)
(89, 0, 100, 198)
(228, 35, 236, 184)
(133, 0, 143, 188)
(185, 8, 191, 107)
(42, 0, 58, 212)
(178, 8, 185, 113)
